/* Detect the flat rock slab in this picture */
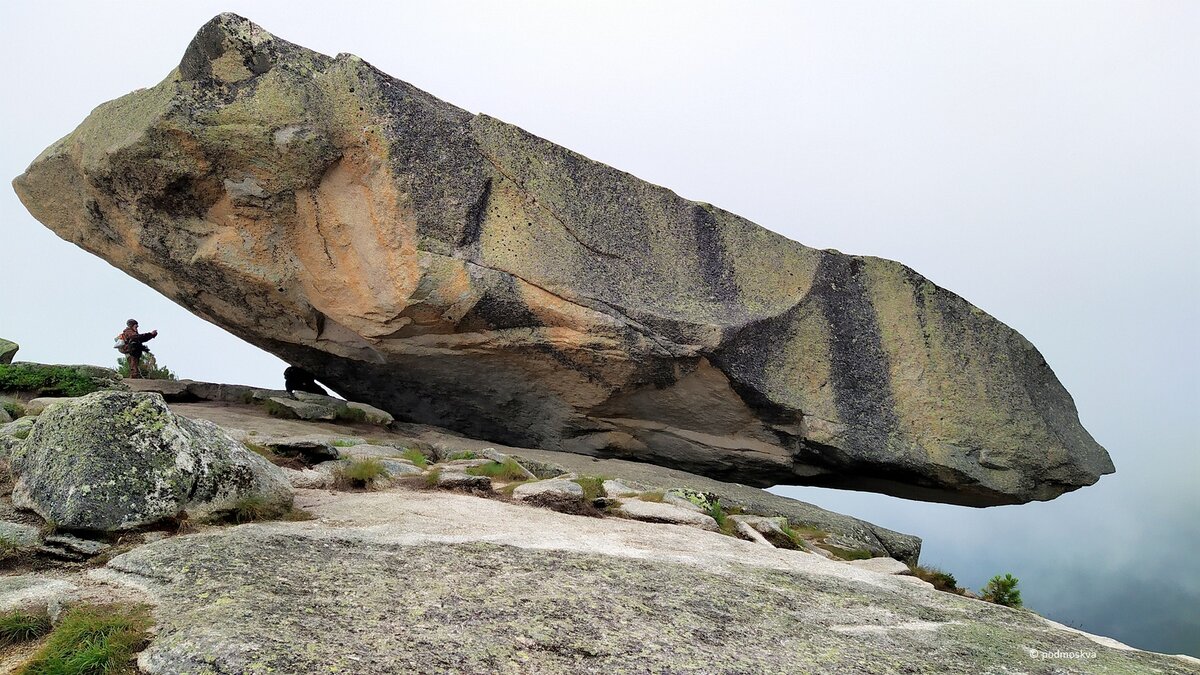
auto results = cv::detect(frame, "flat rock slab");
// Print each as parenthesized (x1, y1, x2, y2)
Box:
(93, 489, 1196, 675)
(847, 557, 913, 575)
(512, 479, 584, 503)
(0, 521, 41, 548)
(613, 499, 719, 531)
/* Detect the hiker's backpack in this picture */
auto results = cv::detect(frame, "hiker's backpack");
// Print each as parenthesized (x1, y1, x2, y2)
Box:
(114, 335, 131, 354)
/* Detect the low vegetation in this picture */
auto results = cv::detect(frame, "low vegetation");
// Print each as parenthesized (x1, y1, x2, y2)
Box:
(466, 459, 530, 482)
(334, 458, 389, 490)
(706, 499, 739, 537)
(116, 356, 176, 381)
(820, 543, 874, 561)
(0, 611, 51, 646)
(330, 438, 363, 448)
(981, 573, 1023, 607)
(447, 451, 478, 461)
(637, 491, 666, 503)
(13, 603, 151, 675)
(1, 398, 25, 418)
(208, 496, 313, 524)
(910, 564, 963, 594)
(0, 364, 105, 397)
(572, 475, 607, 502)
(400, 448, 429, 468)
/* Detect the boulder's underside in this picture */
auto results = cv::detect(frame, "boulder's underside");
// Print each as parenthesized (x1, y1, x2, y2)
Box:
(13, 14, 1113, 506)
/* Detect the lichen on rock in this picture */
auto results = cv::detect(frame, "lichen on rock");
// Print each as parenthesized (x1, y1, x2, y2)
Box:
(10, 390, 292, 531)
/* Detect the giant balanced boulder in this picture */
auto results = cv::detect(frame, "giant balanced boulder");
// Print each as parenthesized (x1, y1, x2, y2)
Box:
(13, 14, 1113, 506)
(11, 390, 293, 531)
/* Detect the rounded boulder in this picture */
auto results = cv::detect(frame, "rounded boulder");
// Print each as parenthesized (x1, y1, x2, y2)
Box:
(11, 390, 292, 531)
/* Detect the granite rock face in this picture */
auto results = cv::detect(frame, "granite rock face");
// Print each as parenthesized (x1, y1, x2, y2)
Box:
(10, 390, 292, 530)
(13, 13, 1113, 505)
(0, 339, 17, 365)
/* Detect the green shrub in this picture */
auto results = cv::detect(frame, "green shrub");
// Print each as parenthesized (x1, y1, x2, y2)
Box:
(466, 459, 529, 482)
(330, 439, 363, 448)
(400, 448, 429, 468)
(0, 611, 51, 646)
(910, 565, 962, 594)
(334, 458, 389, 490)
(981, 573, 1023, 607)
(447, 450, 478, 461)
(0, 364, 106, 397)
(572, 475, 607, 502)
(116, 356, 176, 380)
(14, 603, 151, 675)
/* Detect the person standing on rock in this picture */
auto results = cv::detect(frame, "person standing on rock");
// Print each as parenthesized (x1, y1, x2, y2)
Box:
(116, 319, 158, 379)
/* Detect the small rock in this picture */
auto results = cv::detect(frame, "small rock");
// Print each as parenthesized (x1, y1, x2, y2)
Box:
(892, 575, 936, 590)
(375, 459, 422, 478)
(434, 471, 493, 492)
(612, 500, 719, 531)
(0, 338, 18, 364)
(264, 436, 339, 463)
(24, 397, 76, 416)
(346, 401, 393, 425)
(0, 521, 42, 548)
(846, 557, 912, 575)
(43, 533, 111, 557)
(729, 515, 798, 549)
(601, 479, 644, 498)
(268, 396, 338, 421)
(733, 520, 774, 547)
(0, 407, 10, 424)
(507, 455, 570, 479)
(512, 479, 584, 503)
(663, 493, 705, 513)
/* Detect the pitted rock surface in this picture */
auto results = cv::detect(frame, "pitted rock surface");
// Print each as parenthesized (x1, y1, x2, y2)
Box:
(13, 13, 1113, 505)
(10, 390, 293, 530)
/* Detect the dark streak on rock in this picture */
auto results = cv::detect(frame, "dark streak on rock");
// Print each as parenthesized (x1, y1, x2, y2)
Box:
(810, 253, 898, 452)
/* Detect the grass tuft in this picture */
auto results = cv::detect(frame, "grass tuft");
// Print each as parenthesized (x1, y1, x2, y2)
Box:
(14, 603, 151, 675)
(210, 496, 291, 524)
(333, 458, 390, 490)
(819, 543, 874, 561)
(447, 451, 478, 461)
(1, 399, 25, 418)
(330, 438, 363, 448)
(466, 459, 528, 482)
(400, 448, 428, 468)
(0, 611, 51, 646)
(572, 475, 607, 502)
(706, 499, 738, 536)
(910, 564, 963, 594)
(637, 491, 665, 503)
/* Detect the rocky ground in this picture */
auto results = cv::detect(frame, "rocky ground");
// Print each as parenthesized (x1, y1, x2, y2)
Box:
(1, 376, 1196, 673)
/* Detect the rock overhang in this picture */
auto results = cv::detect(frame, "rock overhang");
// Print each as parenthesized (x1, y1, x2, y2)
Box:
(13, 13, 1115, 507)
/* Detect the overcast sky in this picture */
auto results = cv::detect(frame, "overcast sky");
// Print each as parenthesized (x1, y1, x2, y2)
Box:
(1, 0, 1196, 657)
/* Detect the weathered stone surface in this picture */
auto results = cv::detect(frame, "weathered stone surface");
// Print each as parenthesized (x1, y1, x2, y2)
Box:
(601, 479, 644, 498)
(0, 576, 76, 621)
(731, 514, 798, 549)
(92, 490, 1194, 674)
(512, 478, 584, 504)
(0, 521, 41, 548)
(434, 470, 492, 492)
(847, 557, 913, 575)
(24, 397, 76, 417)
(14, 14, 1113, 506)
(267, 396, 338, 421)
(11, 390, 293, 530)
(346, 401, 393, 425)
(613, 499, 719, 531)
(0, 339, 17, 364)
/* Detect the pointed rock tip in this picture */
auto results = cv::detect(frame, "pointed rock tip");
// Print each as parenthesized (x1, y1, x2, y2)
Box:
(179, 13, 280, 83)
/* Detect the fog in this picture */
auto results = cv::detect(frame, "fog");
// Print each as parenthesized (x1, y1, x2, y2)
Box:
(1, 1, 1196, 657)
